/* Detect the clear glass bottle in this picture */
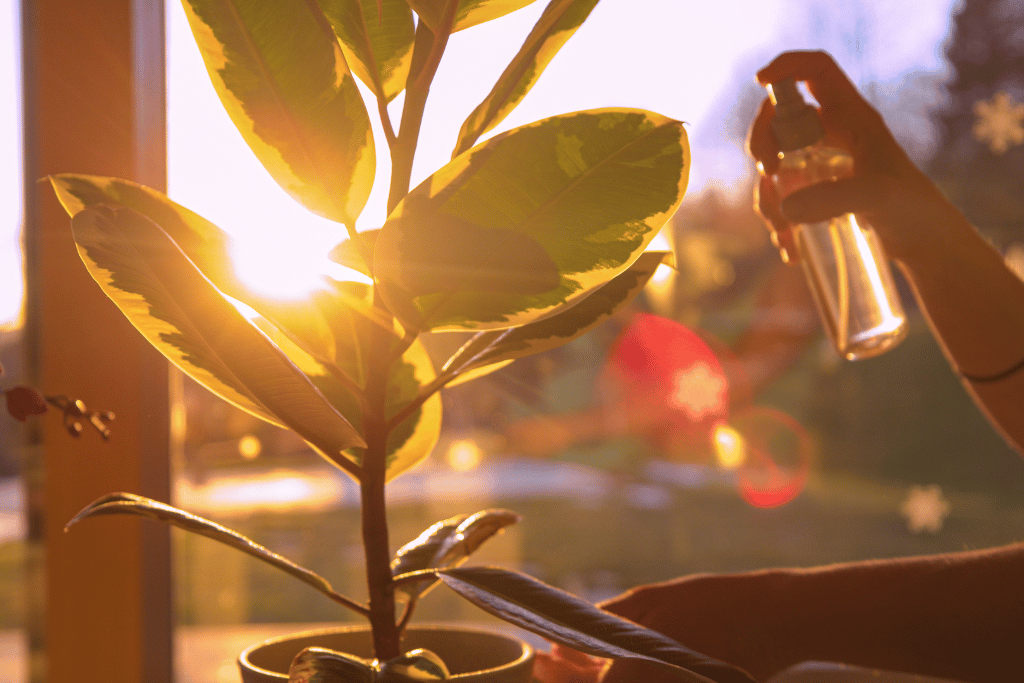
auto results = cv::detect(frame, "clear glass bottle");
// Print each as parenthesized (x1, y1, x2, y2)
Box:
(769, 79, 907, 360)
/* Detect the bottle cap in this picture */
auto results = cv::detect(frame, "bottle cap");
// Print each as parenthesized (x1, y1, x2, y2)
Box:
(768, 79, 825, 152)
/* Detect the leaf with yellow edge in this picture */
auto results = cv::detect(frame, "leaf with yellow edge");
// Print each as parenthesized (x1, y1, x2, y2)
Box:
(407, 0, 538, 33)
(374, 109, 689, 332)
(442, 251, 671, 387)
(309, 281, 443, 481)
(70, 204, 366, 468)
(319, 0, 414, 102)
(453, 0, 600, 157)
(180, 0, 374, 225)
(48, 174, 339, 364)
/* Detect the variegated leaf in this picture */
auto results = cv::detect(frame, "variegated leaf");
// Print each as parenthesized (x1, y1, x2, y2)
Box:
(288, 647, 375, 683)
(443, 251, 671, 387)
(407, 0, 537, 33)
(374, 109, 689, 331)
(310, 281, 442, 481)
(181, 0, 374, 225)
(437, 566, 756, 683)
(70, 204, 366, 458)
(377, 649, 450, 681)
(48, 174, 339, 364)
(328, 229, 380, 279)
(67, 494, 363, 613)
(319, 0, 415, 102)
(453, 0, 600, 156)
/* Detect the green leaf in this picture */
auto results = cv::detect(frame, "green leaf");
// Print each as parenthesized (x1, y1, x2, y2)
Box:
(407, 0, 538, 33)
(70, 204, 366, 461)
(319, 0, 415, 102)
(289, 647, 375, 683)
(374, 109, 689, 331)
(328, 229, 380, 278)
(453, 0, 600, 156)
(391, 509, 519, 602)
(310, 281, 442, 481)
(443, 251, 671, 386)
(48, 174, 340, 364)
(67, 494, 364, 614)
(437, 567, 756, 683)
(181, 0, 374, 225)
(377, 649, 450, 681)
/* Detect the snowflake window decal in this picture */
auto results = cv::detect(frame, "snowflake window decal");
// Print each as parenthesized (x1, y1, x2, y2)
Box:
(973, 91, 1024, 155)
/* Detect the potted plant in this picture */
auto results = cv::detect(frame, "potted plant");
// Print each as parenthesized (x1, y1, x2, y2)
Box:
(49, 1, 754, 681)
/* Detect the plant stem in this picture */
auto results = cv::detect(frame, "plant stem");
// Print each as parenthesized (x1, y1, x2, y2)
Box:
(386, 2, 459, 214)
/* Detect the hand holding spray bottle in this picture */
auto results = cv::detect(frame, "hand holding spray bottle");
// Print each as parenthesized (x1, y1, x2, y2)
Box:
(768, 78, 907, 360)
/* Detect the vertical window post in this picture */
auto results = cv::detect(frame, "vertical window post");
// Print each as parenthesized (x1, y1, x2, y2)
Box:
(21, 0, 172, 681)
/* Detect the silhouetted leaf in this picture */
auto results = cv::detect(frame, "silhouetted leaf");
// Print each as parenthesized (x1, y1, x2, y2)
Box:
(4, 386, 48, 422)
(453, 0, 600, 156)
(320, 0, 414, 102)
(70, 204, 366, 462)
(437, 566, 756, 683)
(407, 0, 537, 33)
(391, 509, 519, 602)
(67, 494, 363, 613)
(181, 0, 374, 225)
(375, 109, 689, 331)
(288, 647, 376, 683)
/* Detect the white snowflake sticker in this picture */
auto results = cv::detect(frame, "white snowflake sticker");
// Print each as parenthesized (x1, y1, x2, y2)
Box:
(900, 484, 950, 534)
(973, 91, 1024, 155)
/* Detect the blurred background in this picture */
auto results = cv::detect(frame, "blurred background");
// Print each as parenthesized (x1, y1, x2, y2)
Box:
(5, 0, 1024, 681)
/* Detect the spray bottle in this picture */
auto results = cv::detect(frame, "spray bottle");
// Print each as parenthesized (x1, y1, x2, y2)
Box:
(768, 78, 907, 360)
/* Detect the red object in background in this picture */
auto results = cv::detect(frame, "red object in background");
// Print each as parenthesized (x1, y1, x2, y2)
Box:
(601, 314, 730, 454)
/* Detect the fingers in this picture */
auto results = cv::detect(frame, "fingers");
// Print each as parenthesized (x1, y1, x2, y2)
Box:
(533, 646, 606, 683)
(754, 175, 798, 264)
(755, 50, 861, 108)
(747, 96, 779, 175)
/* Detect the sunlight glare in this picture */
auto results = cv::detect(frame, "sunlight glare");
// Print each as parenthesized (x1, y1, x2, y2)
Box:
(446, 439, 484, 472)
(713, 424, 746, 469)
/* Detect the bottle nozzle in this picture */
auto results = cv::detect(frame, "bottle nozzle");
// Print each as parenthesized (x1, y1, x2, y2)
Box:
(768, 78, 825, 152)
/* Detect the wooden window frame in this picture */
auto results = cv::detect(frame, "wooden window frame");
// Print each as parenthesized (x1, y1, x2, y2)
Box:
(20, 0, 173, 681)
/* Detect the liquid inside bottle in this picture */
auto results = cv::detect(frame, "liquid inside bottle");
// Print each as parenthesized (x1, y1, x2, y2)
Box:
(774, 145, 908, 359)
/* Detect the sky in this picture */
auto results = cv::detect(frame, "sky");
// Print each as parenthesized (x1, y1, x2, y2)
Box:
(1, 0, 962, 322)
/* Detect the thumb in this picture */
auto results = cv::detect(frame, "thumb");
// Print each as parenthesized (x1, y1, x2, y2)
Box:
(780, 177, 877, 225)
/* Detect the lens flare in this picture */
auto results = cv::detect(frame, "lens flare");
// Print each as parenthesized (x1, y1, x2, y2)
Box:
(729, 406, 811, 508)
(712, 424, 746, 469)
(446, 439, 483, 472)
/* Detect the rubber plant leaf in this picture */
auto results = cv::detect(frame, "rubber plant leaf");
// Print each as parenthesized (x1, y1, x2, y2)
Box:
(288, 647, 375, 683)
(407, 0, 537, 33)
(48, 174, 339, 364)
(67, 494, 364, 614)
(453, 0, 600, 157)
(436, 566, 757, 683)
(310, 280, 442, 481)
(442, 251, 671, 387)
(180, 0, 374, 226)
(374, 109, 689, 332)
(328, 229, 380, 278)
(318, 0, 414, 102)
(391, 509, 519, 602)
(70, 205, 367, 461)
(391, 514, 468, 603)
(377, 649, 450, 681)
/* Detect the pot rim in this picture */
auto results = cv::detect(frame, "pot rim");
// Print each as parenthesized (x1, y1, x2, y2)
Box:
(238, 623, 535, 681)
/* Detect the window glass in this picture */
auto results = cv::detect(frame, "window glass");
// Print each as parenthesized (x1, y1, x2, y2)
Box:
(1, 0, 26, 680)
(168, 1, 1024, 680)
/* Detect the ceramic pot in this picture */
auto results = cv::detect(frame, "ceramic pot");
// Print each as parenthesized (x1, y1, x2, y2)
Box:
(238, 624, 535, 683)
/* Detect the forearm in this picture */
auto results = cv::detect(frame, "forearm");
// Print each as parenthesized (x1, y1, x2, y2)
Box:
(891, 198, 1024, 452)
(766, 543, 1024, 682)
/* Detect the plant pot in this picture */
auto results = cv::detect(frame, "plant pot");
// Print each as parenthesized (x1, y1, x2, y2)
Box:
(238, 624, 535, 683)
